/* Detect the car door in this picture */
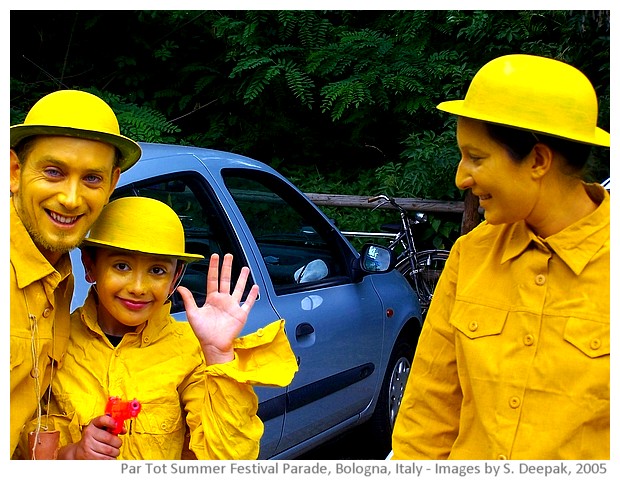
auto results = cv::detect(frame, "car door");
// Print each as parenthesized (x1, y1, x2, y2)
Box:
(220, 169, 387, 455)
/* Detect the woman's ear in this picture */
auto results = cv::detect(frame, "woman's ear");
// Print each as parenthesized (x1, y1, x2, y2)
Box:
(530, 142, 554, 180)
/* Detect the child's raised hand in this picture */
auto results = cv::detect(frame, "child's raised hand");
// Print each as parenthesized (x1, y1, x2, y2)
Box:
(177, 253, 259, 365)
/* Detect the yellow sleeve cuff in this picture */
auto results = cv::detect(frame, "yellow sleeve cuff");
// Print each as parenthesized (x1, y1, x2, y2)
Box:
(205, 319, 298, 387)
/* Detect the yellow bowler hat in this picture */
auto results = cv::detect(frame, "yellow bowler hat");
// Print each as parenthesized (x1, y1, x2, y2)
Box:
(437, 54, 610, 147)
(11, 90, 142, 171)
(82, 197, 204, 263)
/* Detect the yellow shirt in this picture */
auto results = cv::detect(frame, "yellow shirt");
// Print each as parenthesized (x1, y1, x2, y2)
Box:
(392, 183, 609, 460)
(48, 291, 298, 460)
(10, 198, 72, 458)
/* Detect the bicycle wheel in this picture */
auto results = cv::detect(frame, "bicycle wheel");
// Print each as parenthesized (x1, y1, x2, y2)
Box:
(397, 249, 449, 315)
(415, 249, 449, 309)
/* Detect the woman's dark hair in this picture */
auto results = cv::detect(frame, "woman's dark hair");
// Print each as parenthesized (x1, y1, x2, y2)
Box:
(485, 122, 592, 172)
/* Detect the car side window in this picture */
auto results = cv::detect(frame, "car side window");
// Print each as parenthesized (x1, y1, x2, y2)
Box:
(112, 174, 249, 313)
(222, 169, 350, 295)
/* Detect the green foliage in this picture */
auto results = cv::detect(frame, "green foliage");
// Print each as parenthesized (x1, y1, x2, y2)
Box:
(153, 40, 179, 61)
(92, 89, 181, 143)
(10, 82, 181, 145)
(10, 10, 609, 250)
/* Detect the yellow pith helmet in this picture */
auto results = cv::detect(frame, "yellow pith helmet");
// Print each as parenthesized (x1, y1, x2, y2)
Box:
(82, 197, 204, 263)
(10, 90, 142, 171)
(437, 54, 610, 147)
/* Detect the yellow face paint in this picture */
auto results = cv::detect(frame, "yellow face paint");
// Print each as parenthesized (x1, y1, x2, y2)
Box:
(89, 250, 178, 336)
(455, 117, 539, 226)
(11, 136, 119, 264)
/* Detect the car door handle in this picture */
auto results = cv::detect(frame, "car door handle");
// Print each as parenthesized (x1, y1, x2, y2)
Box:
(295, 323, 315, 337)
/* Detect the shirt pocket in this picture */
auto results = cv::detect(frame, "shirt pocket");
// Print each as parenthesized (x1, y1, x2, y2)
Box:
(563, 317, 609, 358)
(10, 336, 26, 372)
(134, 402, 184, 435)
(450, 301, 508, 339)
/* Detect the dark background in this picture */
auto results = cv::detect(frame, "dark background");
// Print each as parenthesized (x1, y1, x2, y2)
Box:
(10, 10, 611, 245)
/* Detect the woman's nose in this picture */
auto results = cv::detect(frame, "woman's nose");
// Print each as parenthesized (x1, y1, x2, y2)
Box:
(455, 159, 474, 190)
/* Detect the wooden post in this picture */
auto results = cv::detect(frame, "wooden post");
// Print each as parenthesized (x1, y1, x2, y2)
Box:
(460, 189, 480, 235)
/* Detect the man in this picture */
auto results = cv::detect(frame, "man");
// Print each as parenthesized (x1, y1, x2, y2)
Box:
(10, 90, 141, 458)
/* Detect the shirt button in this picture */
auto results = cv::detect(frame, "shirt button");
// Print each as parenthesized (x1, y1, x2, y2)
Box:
(590, 338, 601, 350)
(535, 274, 546, 286)
(42, 307, 52, 318)
(498, 454, 508, 460)
(509, 396, 521, 409)
(523, 334, 535, 346)
(256, 328, 264, 337)
(143, 336, 150, 343)
(468, 321, 479, 332)
(30, 367, 40, 379)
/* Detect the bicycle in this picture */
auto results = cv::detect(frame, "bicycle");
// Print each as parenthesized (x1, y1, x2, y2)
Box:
(368, 195, 450, 317)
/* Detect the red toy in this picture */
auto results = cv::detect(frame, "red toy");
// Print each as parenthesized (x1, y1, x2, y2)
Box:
(105, 396, 141, 435)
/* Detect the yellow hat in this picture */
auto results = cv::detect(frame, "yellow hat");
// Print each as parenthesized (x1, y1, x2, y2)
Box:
(10, 90, 142, 171)
(82, 197, 204, 263)
(437, 54, 610, 146)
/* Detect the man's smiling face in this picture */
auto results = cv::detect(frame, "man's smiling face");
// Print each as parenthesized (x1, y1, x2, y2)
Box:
(10, 135, 120, 265)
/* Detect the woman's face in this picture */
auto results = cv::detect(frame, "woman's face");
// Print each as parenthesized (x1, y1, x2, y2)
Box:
(454, 117, 540, 225)
(89, 249, 178, 336)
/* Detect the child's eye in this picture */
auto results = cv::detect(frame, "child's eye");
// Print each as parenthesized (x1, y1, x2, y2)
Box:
(151, 266, 168, 275)
(114, 262, 131, 272)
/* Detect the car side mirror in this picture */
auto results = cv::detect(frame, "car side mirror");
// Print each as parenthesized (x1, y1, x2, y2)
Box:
(352, 244, 396, 281)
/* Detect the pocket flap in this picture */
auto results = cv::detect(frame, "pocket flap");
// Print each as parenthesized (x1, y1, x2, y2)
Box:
(134, 403, 183, 434)
(451, 302, 508, 339)
(564, 318, 609, 358)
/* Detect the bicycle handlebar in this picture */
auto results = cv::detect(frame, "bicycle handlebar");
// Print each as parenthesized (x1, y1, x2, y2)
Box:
(368, 195, 389, 203)
(368, 195, 428, 225)
(368, 194, 404, 212)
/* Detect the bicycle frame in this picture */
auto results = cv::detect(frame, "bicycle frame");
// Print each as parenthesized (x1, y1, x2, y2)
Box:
(369, 194, 448, 317)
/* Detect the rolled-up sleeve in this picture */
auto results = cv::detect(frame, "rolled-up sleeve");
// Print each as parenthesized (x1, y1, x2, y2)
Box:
(185, 320, 298, 459)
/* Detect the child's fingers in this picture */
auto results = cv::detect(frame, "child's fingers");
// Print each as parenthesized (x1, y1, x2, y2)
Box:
(177, 286, 198, 316)
(232, 266, 250, 303)
(206, 253, 220, 297)
(219, 253, 234, 293)
(241, 284, 259, 313)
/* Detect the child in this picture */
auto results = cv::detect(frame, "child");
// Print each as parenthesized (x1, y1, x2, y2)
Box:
(48, 196, 297, 460)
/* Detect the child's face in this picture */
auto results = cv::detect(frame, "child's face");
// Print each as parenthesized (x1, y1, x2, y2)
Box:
(90, 249, 178, 336)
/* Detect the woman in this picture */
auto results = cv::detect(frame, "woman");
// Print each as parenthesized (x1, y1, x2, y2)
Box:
(391, 54, 609, 460)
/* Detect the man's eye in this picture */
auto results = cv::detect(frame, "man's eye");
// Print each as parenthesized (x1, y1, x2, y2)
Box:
(114, 263, 130, 271)
(84, 174, 103, 184)
(44, 168, 63, 178)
